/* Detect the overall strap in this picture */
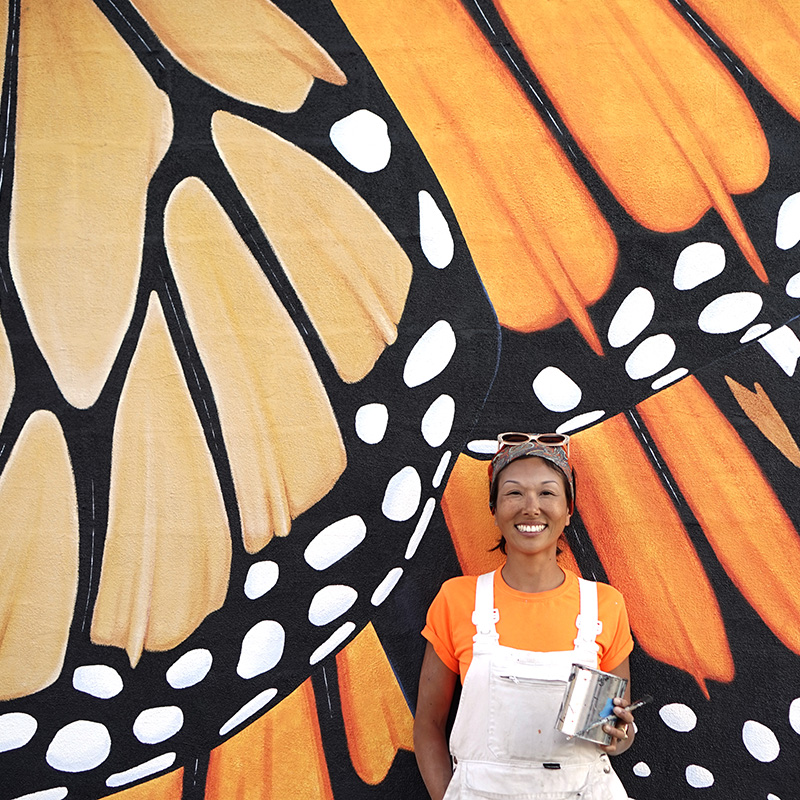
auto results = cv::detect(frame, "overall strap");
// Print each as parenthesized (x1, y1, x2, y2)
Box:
(471, 571, 500, 648)
(574, 578, 602, 654)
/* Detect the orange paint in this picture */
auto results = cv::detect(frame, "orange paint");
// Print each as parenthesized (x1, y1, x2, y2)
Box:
(495, 0, 769, 281)
(206, 679, 333, 800)
(689, 0, 800, 124)
(441, 453, 580, 576)
(336, 623, 414, 785)
(638, 377, 800, 655)
(108, 768, 183, 799)
(572, 414, 733, 694)
(331, 0, 617, 353)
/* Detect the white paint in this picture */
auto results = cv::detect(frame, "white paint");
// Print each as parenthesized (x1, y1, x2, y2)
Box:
(329, 109, 391, 173)
(10, 790, 68, 800)
(308, 585, 358, 626)
(432, 450, 451, 488)
(244, 560, 279, 599)
(0, 713, 37, 753)
(790, 697, 800, 733)
(532, 366, 582, 412)
(382, 466, 422, 521)
(421, 394, 455, 447)
(742, 720, 780, 762)
(46, 720, 111, 772)
(625, 334, 676, 380)
(106, 752, 177, 788)
(632, 762, 651, 777)
(166, 649, 213, 689)
(72, 665, 123, 699)
(237, 621, 285, 679)
(786, 271, 800, 297)
(419, 190, 454, 268)
(651, 368, 688, 391)
(608, 287, 655, 347)
(406, 498, 435, 559)
(685, 765, 714, 788)
(768, 794, 783, 800)
(371, 567, 404, 606)
(355, 403, 388, 444)
(305, 515, 367, 570)
(659, 703, 697, 732)
(674, 242, 725, 290)
(556, 410, 605, 434)
(133, 706, 184, 745)
(467, 439, 498, 454)
(403, 320, 456, 388)
(698, 292, 763, 334)
(760, 326, 800, 377)
(309, 621, 356, 665)
(775, 192, 800, 250)
(740, 323, 771, 343)
(219, 688, 278, 737)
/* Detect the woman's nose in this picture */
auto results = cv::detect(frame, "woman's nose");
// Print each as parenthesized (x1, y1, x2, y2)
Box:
(522, 492, 539, 514)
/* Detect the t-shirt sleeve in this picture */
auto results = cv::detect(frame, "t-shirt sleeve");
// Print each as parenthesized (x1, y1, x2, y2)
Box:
(598, 585, 634, 672)
(421, 581, 460, 675)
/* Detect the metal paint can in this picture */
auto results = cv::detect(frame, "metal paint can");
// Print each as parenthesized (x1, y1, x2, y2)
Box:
(556, 664, 628, 745)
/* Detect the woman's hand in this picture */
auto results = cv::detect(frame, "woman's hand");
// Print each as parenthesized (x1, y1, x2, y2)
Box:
(599, 696, 635, 755)
(414, 642, 459, 800)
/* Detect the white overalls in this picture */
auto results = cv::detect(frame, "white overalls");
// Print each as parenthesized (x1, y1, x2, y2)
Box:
(443, 572, 629, 800)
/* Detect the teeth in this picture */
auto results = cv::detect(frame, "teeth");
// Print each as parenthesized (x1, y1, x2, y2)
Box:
(516, 524, 545, 533)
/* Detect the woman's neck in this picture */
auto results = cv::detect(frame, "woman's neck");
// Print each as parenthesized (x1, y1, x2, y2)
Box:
(501, 556, 565, 593)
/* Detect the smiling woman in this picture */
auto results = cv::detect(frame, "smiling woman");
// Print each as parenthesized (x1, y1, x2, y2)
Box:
(414, 434, 636, 800)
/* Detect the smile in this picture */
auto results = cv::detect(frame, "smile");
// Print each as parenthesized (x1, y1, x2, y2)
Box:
(516, 523, 546, 533)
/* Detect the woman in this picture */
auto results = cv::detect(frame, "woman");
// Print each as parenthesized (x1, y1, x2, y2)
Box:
(414, 433, 635, 800)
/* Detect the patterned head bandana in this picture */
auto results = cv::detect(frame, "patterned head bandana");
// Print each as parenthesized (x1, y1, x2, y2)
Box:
(488, 439, 574, 512)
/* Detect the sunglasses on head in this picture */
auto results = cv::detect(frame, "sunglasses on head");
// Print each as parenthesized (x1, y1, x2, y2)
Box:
(496, 432, 570, 456)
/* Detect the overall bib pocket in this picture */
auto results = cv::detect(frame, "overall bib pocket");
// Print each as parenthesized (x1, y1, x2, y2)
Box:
(460, 760, 594, 799)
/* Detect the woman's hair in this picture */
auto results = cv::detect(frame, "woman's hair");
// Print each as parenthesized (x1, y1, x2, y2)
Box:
(489, 456, 577, 555)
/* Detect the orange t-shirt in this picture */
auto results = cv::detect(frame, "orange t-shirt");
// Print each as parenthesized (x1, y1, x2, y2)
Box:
(422, 568, 633, 683)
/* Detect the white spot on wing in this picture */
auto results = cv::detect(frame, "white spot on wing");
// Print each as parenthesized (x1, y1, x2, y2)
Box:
(685, 765, 713, 788)
(698, 292, 762, 334)
(0, 713, 37, 753)
(166, 649, 213, 689)
(742, 720, 780, 762)
(556, 410, 605, 434)
(244, 560, 279, 599)
(371, 568, 403, 606)
(674, 242, 725, 290)
(237, 621, 285, 679)
(355, 403, 388, 444)
(46, 720, 111, 772)
(106, 753, 177, 788)
(760, 326, 800, 376)
(10, 790, 68, 800)
(632, 762, 651, 777)
(72, 665, 123, 699)
(309, 621, 356, 665)
(133, 706, 183, 745)
(625, 334, 676, 379)
(329, 109, 390, 173)
(659, 703, 697, 732)
(651, 368, 688, 391)
(608, 287, 655, 346)
(406, 498, 435, 559)
(421, 394, 455, 447)
(775, 192, 800, 250)
(219, 688, 278, 737)
(403, 320, 456, 387)
(382, 466, 422, 521)
(467, 439, 498, 454)
(419, 190, 454, 268)
(786, 271, 800, 297)
(740, 323, 771, 343)
(432, 450, 451, 488)
(790, 697, 800, 733)
(305, 516, 366, 570)
(532, 366, 582, 412)
(308, 585, 358, 626)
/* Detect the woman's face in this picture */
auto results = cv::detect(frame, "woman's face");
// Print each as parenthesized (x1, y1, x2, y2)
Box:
(493, 457, 571, 558)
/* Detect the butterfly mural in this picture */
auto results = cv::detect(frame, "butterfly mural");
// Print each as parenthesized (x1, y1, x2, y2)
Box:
(1, 0, 799, 799)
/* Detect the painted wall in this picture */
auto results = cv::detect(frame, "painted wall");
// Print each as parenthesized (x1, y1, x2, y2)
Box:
(0, 1, 799, 798)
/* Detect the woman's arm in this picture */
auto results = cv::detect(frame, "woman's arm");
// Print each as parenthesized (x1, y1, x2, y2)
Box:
(599, 657, 635, 755)
(414, 641, 459, 800)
